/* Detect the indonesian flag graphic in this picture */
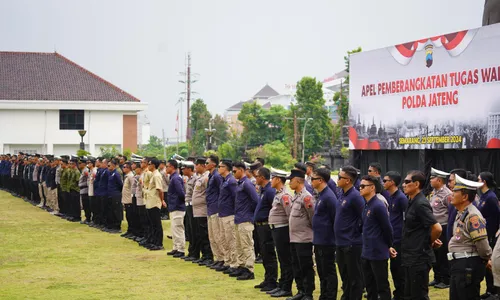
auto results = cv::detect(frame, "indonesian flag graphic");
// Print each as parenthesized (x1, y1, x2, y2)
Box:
(388, 28, 478, 65)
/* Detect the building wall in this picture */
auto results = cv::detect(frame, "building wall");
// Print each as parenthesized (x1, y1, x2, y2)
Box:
(123, 115, 137, 152)
(0, 109, 128, 155)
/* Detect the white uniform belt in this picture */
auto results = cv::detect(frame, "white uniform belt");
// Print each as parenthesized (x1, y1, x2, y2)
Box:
(447, 252, 479, 261)
(269, 224, 288, 229)
(185, 202, 192, 206)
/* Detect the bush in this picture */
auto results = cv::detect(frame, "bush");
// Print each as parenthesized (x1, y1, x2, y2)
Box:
(246, 141, 296, 170)
(76, 149, 91, 157)
(99, 145, 120, 160)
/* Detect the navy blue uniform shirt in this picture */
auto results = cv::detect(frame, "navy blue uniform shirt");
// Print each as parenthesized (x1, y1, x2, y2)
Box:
(167, 171, 186, 212)
(312, 186, 338, 246)
(235, 176, 258, 224)
(206, 170, 223, 216)
(254, 182, 275, 223)
(478, 189, 500, 242)
(304, 180, 314, 195)
(388, 189, 408, 244)
(218, 174, 237, 217)
(95, 168, 108, 196)
(107, 169, 123, 197)
(334, 186, 365, 247)
(362, 196, 394, 260)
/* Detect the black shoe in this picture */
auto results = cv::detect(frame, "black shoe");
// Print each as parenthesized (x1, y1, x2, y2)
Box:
(149, 245, 165, 251)
(429, 280, 439, 287)
(267, 288, 282, 295)
(482, 293, 493, 299)
(229, 267, 245, 277)
(120, 232, 131, 237)
(254, 281, 267, 289)
(285, 291, 304, 300)
(184, 257, 197, 262)
(108, 229, 121, 234)
(192, 259, 204, 264)
(237, 270, 254, 280)
(199, 259, 213, 266)
(210, 261, 223, 269)
(261, 285, 278, 292)
(167, 235, 172, 239)
(434, 282, 449, 289)
(255, 256, 263, 264)
(173, 252, 185, 258)
(167, 250, 178, 256)
(272, 290, 293, 298)
(301, 296, 313, 300)
(215, 265, 229, 272)
(223, 267, 236, 274)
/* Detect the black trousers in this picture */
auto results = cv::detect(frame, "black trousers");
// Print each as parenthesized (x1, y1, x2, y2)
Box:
(160, 192, 169, 218)
(450, 256, 486, 300)
(185, 205, 197, 257)
(102, 195, 111, 227)
(31, 181, 39, 202)
(315, 245, 338, 300)
(108, 195, 123, 230)
(256, 224, 278, 286)
(253, 228, 261, 257)
(290, 242, 315, 297)
(195, 217, 213, 260)
(147, 207, 163, 246)
(432, 224, 450, 284)
(486, 238, 497, 294)
(403, 263, 431, 300)
(272, 226, 294, 292)
(89, 196, 97, 223)
(70, 191, 81, 220)
(81, 194, 91, 221)
(137, 205, 148, 238)
(124, 203, 134, 233)
(337, 245, 363, 300)
(95, 195, 106, 225)
(60, 191, 69, 214)
(390, 243, 404, 300)
(129, 196, 140, 235)
(362, 258, 391, 300)
(56, 185, 62, 212)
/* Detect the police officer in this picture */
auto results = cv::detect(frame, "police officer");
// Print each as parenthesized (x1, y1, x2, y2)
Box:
(401, 170, 442, 300)
(266, 168, 293, 298)
(448, 173, 492, 300)
(311, 167, 339, 300)
(287, 169, 315, 300)
(294, 162, 314, 195)
(428, 167, 453, 289)
(181, 161, 197, 260)
(383, 171, 408, 300)
(478, 172, 500, 298)
(335, 165, 365, 300)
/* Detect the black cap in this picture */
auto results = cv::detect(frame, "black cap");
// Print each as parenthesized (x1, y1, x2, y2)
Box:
(195, 157, 207, 165)
(286, 169, 306, 180)
(305, 161, 316, 167)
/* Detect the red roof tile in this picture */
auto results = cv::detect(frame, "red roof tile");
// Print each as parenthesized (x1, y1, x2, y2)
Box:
(0, 51, 140, 102)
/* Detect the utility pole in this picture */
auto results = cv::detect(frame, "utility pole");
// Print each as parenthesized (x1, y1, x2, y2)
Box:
(293, 112, 298, 159)
(179, 53, 198, 142)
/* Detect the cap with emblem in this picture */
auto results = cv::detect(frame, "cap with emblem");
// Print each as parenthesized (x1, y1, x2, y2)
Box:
(286, 169, 306, 180)
(453, 174, 484, 191)
(270, 167, 289, 178)
(430, 167, 450, 178)
(249, 162, 262, 171)
(305, 161, 316, 168)
(244, 162, 251, 170)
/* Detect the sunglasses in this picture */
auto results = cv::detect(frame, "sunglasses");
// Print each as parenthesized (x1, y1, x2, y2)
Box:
(232, 170, 238, 174)
(205, 162, 211, 165)
(218, 165, 225, 168)
(359, 184, 374, 189)
(403, 179, 413, 184)
(338, 175, 349, 181)
(311, 177, 322, 181)
(367, 169, 374, 173)
(382, 179, 392, 183)
(107, 164, 111, 167)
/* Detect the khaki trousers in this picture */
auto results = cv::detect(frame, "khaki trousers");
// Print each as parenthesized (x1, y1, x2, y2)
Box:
(38, 183, 45, 205)
(208, 214, 224, 261)
(220, 215, 238, 268)
(48, 188, 58, 211)
(171, 210, 186, 252)
(236, 222, 255, 273)
(42, 182, 48, 205)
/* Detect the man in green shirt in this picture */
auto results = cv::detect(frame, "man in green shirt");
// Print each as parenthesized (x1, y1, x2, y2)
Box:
(59, 159, 70, 219)
(67, 158, 81, 222)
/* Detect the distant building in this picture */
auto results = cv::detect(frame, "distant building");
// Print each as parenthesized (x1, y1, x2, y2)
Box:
(0, 52, 147, 155)
(137, 114, 151, 146)
(488, 112, 500, 141)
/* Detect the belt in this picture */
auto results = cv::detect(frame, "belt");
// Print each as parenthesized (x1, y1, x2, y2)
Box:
(447, 252, 479, 261)
(270, 224, 288, 229)
(255, 221, 269, 226)
(185, 202, 192, 206)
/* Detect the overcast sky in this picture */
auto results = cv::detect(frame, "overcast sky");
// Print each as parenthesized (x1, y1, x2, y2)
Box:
(1, 0, 484, 138)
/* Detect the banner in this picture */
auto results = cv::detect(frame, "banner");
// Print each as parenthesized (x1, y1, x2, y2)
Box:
(349, 23, 500, 150)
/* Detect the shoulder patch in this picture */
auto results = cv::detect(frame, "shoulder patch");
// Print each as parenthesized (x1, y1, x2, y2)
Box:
(467, 214, 487, 241)
(282, 195, 290, 206)
(304, 195, 313, 209)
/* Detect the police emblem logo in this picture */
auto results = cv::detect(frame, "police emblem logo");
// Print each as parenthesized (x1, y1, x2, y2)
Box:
(304, 196, 313, 209)
(342, 200, 347, 207)
(367, 210, 371, 217)
(283, 195, 290, 207)
(470, 216, 481, 229)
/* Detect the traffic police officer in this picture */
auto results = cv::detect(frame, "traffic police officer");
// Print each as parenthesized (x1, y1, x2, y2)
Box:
(429, 167, 453, 289)
(448, 174, 492, 300)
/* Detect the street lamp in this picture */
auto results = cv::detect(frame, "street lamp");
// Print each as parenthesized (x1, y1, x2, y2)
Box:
(204, 120, 216, 151)
(302, 118, 313, 162)
(78, 130, 87, 150)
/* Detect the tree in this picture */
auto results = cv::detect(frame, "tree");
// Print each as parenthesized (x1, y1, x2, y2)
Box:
(190, 99, 212, 155)
(137, 135, 164, 158)
(99, 145, 121, 160)
(245, 141, 296, 170)
(238, 102, 267, 147)
(212, 114, 229, 146)
(217, 142, 237, 161)
(263, 105, 288, 142)
(295, 76, 334, 157)
(333, 47, 362, 127)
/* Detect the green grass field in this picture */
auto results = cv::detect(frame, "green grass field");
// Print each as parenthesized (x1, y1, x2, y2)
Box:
(0, 190, 456, 299)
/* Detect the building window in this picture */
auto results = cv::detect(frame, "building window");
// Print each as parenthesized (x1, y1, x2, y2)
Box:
(60, 110, 84, 130)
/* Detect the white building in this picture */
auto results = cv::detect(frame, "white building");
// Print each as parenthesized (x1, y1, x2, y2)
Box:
(0, 52, 147, 156)
(137, 114, 151, 146)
